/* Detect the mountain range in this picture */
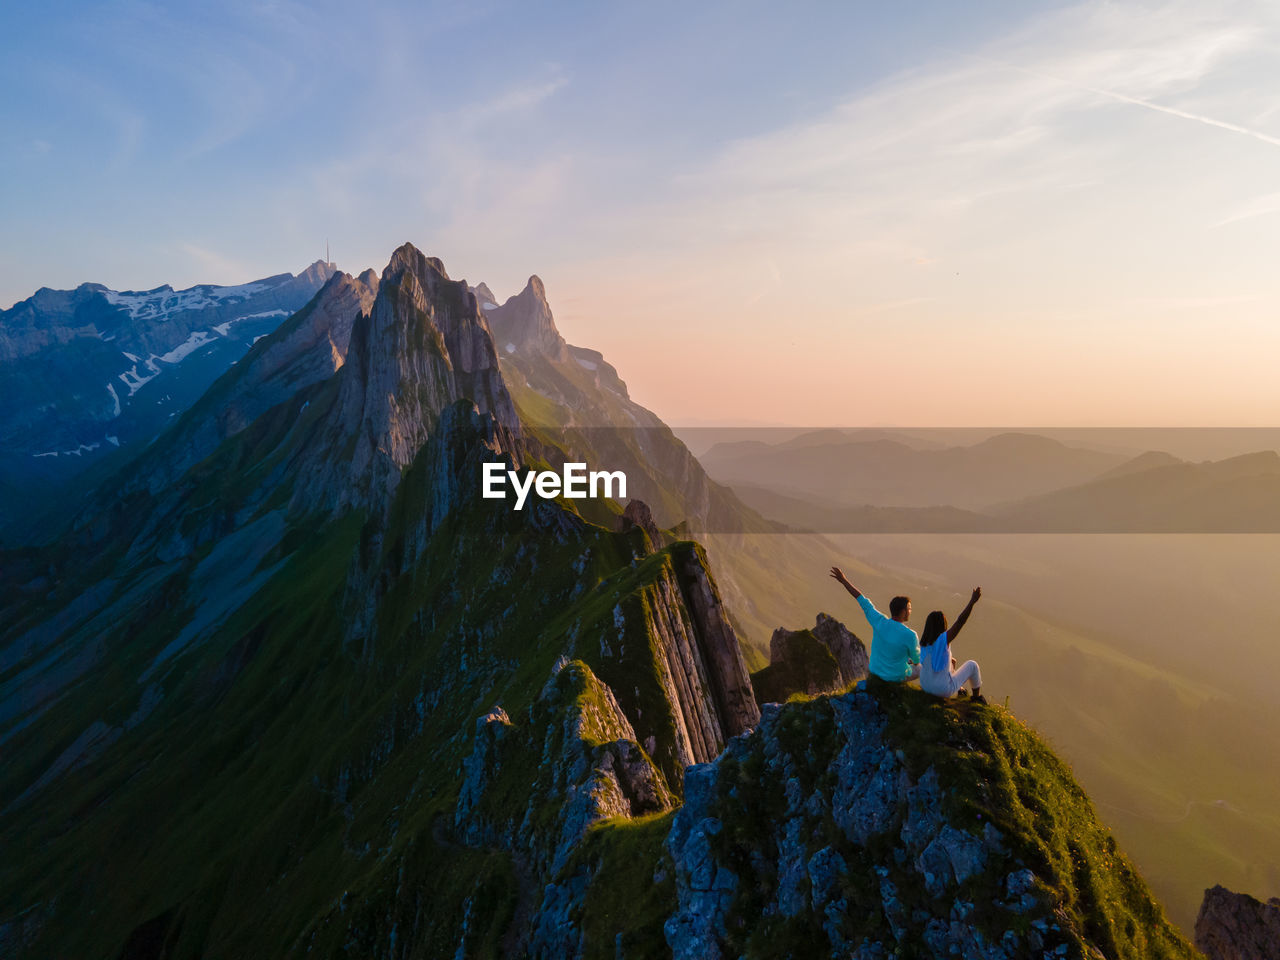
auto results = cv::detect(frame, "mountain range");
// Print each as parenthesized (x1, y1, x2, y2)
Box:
(0, 261, 337, 543)
(0, 245, 1204, 958)
(699, 431, 1280, 532)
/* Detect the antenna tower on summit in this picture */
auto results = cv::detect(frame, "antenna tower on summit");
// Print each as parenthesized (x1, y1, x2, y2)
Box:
(326, 239, 331, 270)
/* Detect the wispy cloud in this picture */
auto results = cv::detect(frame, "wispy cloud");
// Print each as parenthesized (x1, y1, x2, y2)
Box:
(980, 56, 1280, 150)
(1212, 191, 1280, 227)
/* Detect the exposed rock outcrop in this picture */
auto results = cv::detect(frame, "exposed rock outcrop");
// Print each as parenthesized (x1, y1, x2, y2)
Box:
(480, 272, 777, 545)
(454, 658, 675, 880)
(751, 613, 868, 703)
(619, 498, 662, 550)
(664, 682, 1195, 959)
(669, 543, 760, 746)
(1196, 884, 1280, 960)
(808, 612, 870, 685)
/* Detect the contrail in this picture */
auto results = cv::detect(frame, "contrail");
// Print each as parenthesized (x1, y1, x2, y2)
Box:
(979, 56, 1280, 149)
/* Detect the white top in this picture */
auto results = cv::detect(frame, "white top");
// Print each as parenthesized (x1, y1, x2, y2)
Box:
(919, 631, 953, 696)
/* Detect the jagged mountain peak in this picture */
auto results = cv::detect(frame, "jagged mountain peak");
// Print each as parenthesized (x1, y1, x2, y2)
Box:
(486, 271, 565, 357)
(471, 281, 498, 307)
(524, 273, 547, 299)
(383, 241, 451, 285)
(293, 243, 519, 511)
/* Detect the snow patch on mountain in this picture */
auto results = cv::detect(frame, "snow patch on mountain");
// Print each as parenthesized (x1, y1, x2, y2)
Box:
(119, 357, 161, 396)
(156, 330, 215, 364)
(103, 281, 272, 321)
(213, 309, 288, 337)
(33, 442, 102, 459)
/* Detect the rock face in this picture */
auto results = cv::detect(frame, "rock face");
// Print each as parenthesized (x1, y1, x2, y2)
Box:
(663, 683, 1195, 960)
(1196, 884, 1280, 960)
(483, 274, 568, 359)
(298, 244, 519, 513)
(455, 658, 675, 880)
(809, 612, 870, 685)
(669, 543, 761, 749)
(752, 613, 868, 703)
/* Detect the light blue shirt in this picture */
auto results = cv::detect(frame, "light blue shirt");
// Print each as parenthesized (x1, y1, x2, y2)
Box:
(856, 595, 921, 682)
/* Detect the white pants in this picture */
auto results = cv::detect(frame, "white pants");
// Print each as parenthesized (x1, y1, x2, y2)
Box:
(922, 659, 982, 697)
(948, 660, 982, 695)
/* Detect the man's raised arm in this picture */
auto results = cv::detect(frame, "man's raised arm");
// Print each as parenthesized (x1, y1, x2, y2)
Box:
(830, 567, 885, 627)
(829, 566, 862, 599)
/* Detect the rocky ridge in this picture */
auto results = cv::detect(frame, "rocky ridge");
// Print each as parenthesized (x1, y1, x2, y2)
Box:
(1195, 884, 1280, 960)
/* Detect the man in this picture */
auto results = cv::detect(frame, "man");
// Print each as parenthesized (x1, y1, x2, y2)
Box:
(829, 566, 920, 682)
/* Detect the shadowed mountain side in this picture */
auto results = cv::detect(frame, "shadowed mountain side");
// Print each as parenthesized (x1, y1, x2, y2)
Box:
(82, 269, 379, 510)
(0, 261, 340, 544)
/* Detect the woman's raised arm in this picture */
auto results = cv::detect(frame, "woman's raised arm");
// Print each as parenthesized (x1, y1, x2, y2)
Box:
(947, 587, 982, 643)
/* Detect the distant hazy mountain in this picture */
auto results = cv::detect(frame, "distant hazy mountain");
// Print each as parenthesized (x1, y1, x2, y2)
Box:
(1095, 449, 1185, 481)
(729, 481, 995, 533)
(0, 261, 337, 542)
(700, 430, 1127, 511)
(717, 446, 1280, 533)
(678, 426, 947, 458)
(995, 450, 1280, 532)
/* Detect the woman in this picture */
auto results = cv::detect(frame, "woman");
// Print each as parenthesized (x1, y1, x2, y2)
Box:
(919, 587, 986, 704)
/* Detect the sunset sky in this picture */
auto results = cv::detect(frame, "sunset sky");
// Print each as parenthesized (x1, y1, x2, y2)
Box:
(3, 0, 1279, 426)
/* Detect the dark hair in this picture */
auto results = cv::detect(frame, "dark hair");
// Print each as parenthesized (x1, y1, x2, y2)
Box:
(889, 596, 911, 619)
(920, 610, 948, 647)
